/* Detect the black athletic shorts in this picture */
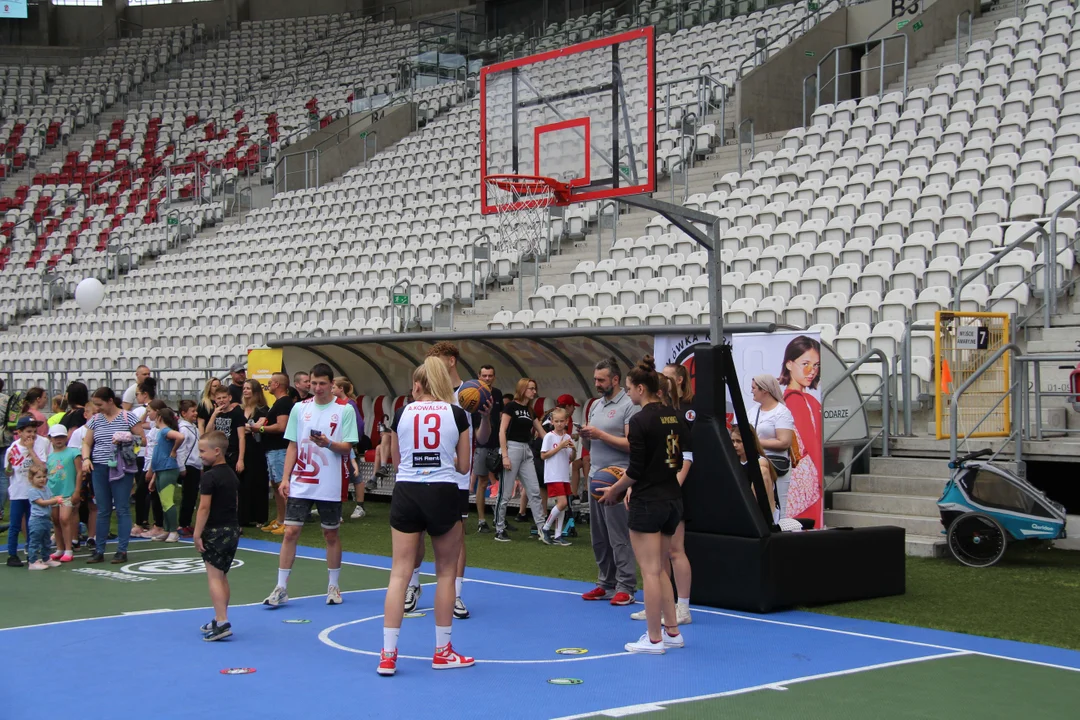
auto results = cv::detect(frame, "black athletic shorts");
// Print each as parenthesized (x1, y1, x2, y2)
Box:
(459, 488, 470, 520)
(391, 482, 460, 537)
(200, 525, 241, 573)
(285, 497, 342, 530)
(628, 498, 683, 536)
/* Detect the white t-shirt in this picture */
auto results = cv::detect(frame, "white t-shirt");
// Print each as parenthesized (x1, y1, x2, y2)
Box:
(5, 437, 51, 501)
(754, 403, 796, 449)
(131, 405, 151, 457)
(284, 398, 359, 501)
(122, 383, 138, 407)
(68, 426, 87, 451)
(392, 401, 470, 485)
(541, 431, 572, 485)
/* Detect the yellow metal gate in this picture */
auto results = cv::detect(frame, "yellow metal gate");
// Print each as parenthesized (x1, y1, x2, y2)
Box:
(935, 311, 1011, 439)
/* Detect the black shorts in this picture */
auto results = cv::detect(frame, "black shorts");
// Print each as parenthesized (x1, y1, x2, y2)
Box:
(285, 497, 342, 530)
(459, 489, 470, 520)
(628, 498, 683, 536)
(391, 482, 460, 537)
(680, 479, 692, 524)
(201, 525, 241, 573)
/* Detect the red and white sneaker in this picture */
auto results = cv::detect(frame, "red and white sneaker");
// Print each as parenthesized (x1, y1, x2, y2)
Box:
(432, 643, 475, 670)
(377, 650, 398, 676)
(582, 586, 613, 601)
(610, 592, 635, 606)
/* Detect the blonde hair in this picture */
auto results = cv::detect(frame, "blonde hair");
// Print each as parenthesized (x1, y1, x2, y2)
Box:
(333, 377, 356, 399)
(413, 357, 456, 404)
(658, 373, 681, 409)
(29, 465, 47, 486)
(200, 378, 220, 412)
(550, 407, 569, 422)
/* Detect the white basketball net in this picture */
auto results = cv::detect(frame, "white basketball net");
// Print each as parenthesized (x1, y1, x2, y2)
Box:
(485, 176, 567, 257)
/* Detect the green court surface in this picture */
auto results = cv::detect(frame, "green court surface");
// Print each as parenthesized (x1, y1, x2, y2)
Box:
(575, 653, 1080, 719)
(1, 542, 423, 629)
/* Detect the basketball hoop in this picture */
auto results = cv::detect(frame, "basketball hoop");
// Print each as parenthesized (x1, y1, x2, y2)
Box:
(484, 174, 571, 256)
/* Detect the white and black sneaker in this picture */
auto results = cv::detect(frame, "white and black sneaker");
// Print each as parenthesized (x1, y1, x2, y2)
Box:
(454, 597, 470, 619)
(202, 621, 232, 642)
(476, 520, 491, 533)
(263, 586, 289, 607)
(494, 530, 511, 542)
(404, 584, 421, 613)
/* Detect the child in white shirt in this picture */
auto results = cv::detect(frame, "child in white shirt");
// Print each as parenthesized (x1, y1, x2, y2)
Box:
(539, 408, 575, 547)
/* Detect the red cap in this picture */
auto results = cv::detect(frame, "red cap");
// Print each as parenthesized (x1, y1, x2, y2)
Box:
(556, 394, 580, 408)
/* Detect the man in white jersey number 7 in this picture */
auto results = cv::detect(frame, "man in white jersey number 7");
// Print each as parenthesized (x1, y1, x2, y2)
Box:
(263, 364, 358, 607)
(379, 357, 474, 676)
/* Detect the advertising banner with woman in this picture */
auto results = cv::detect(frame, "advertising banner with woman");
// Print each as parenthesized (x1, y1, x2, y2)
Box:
(654, 331, 824, 529)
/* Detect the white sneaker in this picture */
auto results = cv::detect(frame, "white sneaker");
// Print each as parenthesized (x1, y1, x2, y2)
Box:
(263, 586, 289, 607)
(404, 584, 421, 612)
(327, 585, 343, 605)
(45, 559, 62, 568)
(662, 627, 685, 649)
(310, 507, 319, 517)
(624, 633, 666, 655)
(350, 505, 366, 520)
(165, 532, 179, 543)
(630, 608, 647, 620)
(28, 561, 49, 570)
(676, 604, 692, 625)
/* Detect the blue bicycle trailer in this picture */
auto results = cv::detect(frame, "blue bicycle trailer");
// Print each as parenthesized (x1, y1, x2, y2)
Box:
(937, 449, 1067, 567)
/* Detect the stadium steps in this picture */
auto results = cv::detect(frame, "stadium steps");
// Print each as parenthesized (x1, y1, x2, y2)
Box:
(827, 456, 953, 557)
(884, 3, 1018, 95)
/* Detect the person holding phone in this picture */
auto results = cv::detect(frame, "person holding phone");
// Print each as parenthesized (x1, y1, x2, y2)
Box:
(262, 364, 358, 608)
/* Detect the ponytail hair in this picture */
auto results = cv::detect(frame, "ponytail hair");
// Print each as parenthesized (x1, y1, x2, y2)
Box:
(157, 406, 179, 432)
(413, 356, 456, 405)
(22, 387, 45, 413)
(658, 373, 681, 409)
(626, 354, 660, 395)
(664, 363, 694, 404)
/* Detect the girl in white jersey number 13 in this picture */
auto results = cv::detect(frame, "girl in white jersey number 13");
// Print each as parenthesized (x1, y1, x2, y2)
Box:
(379, 357, 473, 677)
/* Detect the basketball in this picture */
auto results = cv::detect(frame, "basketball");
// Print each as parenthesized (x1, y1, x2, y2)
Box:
(457, 379, 493, 413)
(590, 466, 626, 500)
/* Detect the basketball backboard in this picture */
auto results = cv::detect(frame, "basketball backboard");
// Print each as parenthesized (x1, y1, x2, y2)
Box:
(479, 27, 656, 214)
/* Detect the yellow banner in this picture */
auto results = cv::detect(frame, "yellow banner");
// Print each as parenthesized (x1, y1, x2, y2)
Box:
(247, 348, 283, 406)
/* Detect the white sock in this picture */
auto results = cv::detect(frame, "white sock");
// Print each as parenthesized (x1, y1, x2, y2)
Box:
(455, 576, 463, 598)
(410, 568, 421, 588)
(678, 597, 690, 610)
(544, 505, 562, 531)
(277, 568, 291, 588)
(435, 625, 452, 650)
(383, 627, 400, 653)
(328, 567, 341, 587)
(556, 514, 564, 537)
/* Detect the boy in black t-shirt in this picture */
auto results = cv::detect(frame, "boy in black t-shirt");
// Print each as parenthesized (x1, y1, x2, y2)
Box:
(194, 430, 240, 642)
(208, 386, 246, 474)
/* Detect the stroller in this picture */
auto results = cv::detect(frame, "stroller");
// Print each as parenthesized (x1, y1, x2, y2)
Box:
(938, 449, 1067, 567)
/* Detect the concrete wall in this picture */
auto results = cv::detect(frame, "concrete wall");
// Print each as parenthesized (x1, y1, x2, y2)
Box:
(275, 102, 416, 191)
(735, 8, 850, 135)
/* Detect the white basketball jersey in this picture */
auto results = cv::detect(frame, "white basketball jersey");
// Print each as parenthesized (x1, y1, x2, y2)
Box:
(290, 398, 351, 502)
(393, 401, 469, 485)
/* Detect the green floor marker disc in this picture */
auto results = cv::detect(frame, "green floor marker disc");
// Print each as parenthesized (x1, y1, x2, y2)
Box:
(404, 612, 427, 618)
(555, 648, 588, 655)
(548, 678, 584, 685)
(221, 668, 256, 675)
(282, 619, 311, 624)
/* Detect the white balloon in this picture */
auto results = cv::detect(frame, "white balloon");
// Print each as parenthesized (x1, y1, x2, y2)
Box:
(75, 278, 105, 314)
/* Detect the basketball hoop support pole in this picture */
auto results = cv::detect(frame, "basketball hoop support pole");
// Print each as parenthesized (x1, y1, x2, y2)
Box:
(618, 195, 724, 342)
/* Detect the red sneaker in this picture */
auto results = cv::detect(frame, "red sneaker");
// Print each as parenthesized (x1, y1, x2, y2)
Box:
(610, 592, 634, 606)
(432, 643, 475, 670)
(49, 552, 63, 561)
(582, 586, 613, 601)
(377, 650, 398, 676)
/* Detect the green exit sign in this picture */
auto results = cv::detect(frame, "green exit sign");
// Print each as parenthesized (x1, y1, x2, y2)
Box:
(912, 20, 924, 32)
(897, 20, 909, 29)
(393, 294, 409, 306)
(808, 2, 819, 9)
(167, 217, 178, 225)
(804, 50, 815, 57)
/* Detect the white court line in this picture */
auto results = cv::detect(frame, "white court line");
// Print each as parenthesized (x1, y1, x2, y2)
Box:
(318, 609, 633, 665)
(550, 651, 970, 720)
(230, 543, 395, 573)
(464, 577, 1080, 675)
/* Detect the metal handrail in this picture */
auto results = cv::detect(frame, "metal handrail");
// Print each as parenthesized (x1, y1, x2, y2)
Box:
(949, 343, 1022, 464)
(469, 233, 493, 302)
(390, 277, 410, 332)
(737, 117, 754, 174)
(735, 0, 829, 82)
(1014, 353, 1080, 441)
(597, 200, 620, 264)
(956, 10, 972, 65)
(817, 34, 909, 107)
(802, 72, 817, 127)
(952, 224, 1049, 319)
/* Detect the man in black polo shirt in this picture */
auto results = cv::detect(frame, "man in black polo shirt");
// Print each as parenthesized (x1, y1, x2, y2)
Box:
(471, 365, 503, 533)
